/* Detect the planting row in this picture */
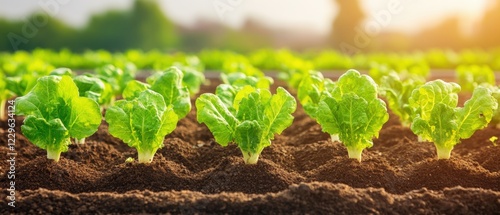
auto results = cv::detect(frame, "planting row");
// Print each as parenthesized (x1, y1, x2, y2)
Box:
(5, 65, 500, 166)
(2, 49, 500, 73)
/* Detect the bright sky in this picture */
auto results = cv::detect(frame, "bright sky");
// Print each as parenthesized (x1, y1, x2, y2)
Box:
(0, 0, 491, 35)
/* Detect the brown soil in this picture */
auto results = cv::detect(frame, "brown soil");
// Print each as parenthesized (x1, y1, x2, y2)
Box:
(1, 79, 500, 214)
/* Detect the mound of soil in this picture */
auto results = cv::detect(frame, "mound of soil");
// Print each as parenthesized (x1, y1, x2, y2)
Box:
(1, 78, 500, 214)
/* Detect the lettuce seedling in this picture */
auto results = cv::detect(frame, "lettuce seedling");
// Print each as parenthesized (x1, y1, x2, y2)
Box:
(197, 86, 296, 164)
(105, 90, 178, 163)
(147, 66, 205, 96)
(297, 71, 335, 120)
(379, 72, 425, 127)
(456, 65, 495, 92)
(74, 75, 114, 109)
(123, 80, 150, 100)
(316, 70, 389, 162)
(410, 80, 497, 159)
(6, 74, 39, 97)
(174, 64, 206, 95)
(138, 67, 191, 119)
(95, 64, 136, 101)
(15, 75, 102, 161)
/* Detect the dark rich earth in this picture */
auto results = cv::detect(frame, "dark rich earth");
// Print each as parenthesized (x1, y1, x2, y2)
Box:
(1, 78, 500, 214)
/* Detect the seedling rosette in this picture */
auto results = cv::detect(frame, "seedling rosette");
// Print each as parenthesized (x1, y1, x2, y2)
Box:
(196, 85, 296, 164)
(314, 70, 389, 162)
(15, 75, 102, 161)
(105, 67, 190, 163)
(409, 80, 498, 159)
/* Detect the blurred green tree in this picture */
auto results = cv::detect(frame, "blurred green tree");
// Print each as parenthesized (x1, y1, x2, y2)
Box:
(331, 0, 366, 48)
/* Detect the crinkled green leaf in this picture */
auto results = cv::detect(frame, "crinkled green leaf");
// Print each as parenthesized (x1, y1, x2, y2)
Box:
(22, 116, 70, 153)
(196, 93, 239, 146)
(297, 71, 333, 119)
(150, 67, 191, 119)
(73, 75, 112, 106)
(261, 87, 296, 140)
(332, 69, 378, 101)
(318, 94, 385, 150)
(379, 72, 424, 126)
(6, 74, 39, 96)
(215, 84, 237, 110)
(456, 86, 497, 139)
(409, 80, 460, 121)
(235, 120, 266, 154)
(65, 97, 102, 139)
(123, 80, 150, 100)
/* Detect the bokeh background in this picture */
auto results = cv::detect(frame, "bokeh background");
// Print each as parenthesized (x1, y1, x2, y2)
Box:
(0, 0, 498, 52)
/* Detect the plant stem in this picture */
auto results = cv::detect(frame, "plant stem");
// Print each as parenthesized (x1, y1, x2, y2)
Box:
(417, 136, 425, 142)
(47, 149, 61, 162)
(435, 144, 453, 159)
(242, 152, 260, 165)
(331, 134, 341, 143)
(0, 100, 5, 121)
(74, 138, 86, 144)
(137, 148, 158, 163)
(346, 146, 363, 162)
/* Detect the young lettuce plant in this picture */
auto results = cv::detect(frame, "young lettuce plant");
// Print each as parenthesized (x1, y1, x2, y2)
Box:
(456, 65, 495, 92)
(297, 71, 335, 119)
(105, 68, 191, 163)
(95, 64, 136, 103)
(74, 75, 114, 109)
(135, 67, 191, 119)
(106, 90, 178, 163)
(15, 75, 102, 161)
(296, 71, 337, 140)
(316, 70, 389, 162)
(197, 86, 296, 164)
(379, 72, 425, 127)
(147, 66, 205, 96)
(409, 80, 497, 159)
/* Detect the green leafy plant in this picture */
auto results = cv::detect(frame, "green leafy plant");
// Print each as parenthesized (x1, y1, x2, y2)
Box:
(196, 86, 296, 164)
(137, 67, 191, 119)
(315, 70, 389, 162)
(409, 80, 497, 159)
(106, 90, 178, 163)
(94, 64, 136, 102)
(6, 74, 40, 97)
(147, 66, 206, 95)
(15, 75, 102, 161)
(379, 72, 425, 127)
(456, 65, 495, 92)
(105, 89, 178, 163)
(73, 74, 114, 110)
(297, 71, 335, 120)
